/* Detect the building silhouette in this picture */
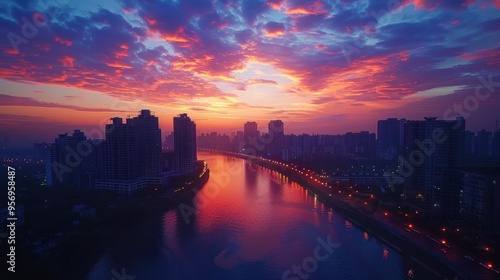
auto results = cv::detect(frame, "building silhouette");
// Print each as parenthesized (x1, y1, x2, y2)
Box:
(476, 129, 493, 157)
(403, 117, 465, 220)
(47, 130, 96, 188)
(94, 110, 164, 195)
(345, 131, 376, 160)
(377, 118, 405, 160)
(173, 113, 197, 174)
(243, 121, 258, 141)
(266, 120, 284, 159)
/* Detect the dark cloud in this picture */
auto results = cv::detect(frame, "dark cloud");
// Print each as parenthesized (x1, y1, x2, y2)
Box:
(264, 21, 286, 35)
(241, 0, 270, 24)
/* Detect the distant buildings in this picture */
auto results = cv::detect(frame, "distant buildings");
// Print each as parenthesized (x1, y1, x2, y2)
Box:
(345, 131, 376, 160)
(47, 130, 96, 188)
(197, 132, 230, 151)
(402, 117, 465, 220)
(173, 113, 197, 174)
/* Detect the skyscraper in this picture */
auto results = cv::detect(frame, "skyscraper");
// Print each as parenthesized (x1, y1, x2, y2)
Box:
(101, 117, 141, 183)
(267, 120, 284, 159)
(242, 121, 259, 154)
(128, 109, 162, 177)
(403, 117, 465, 219)
(95, 110, 164, 195)
(174, 113, 197, 174)
(377, 118, 405, 160)
(244, 122, 258, 141)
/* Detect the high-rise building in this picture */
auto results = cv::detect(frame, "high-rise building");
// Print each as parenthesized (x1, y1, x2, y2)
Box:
(173, 113, 197, 174)
(243, 122, 258, 141)
(242, 121, 259, 154)
(95, 110, 164, 195)
(377, 118, 405, 160)
(403, 117, 465, 219)
(476, 129, 493, 157)
(267, 120, 284, 159)
(101, 117, 141, 183)
(128, 109, 162, 177)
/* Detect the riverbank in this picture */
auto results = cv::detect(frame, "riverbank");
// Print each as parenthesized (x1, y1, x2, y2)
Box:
(204, 150, 478, 280)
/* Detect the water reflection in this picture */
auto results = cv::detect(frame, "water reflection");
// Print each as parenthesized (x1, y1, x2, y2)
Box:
(87, 153, 429, 280)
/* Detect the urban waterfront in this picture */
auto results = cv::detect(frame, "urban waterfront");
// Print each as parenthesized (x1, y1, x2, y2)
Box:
(87, 153, 435, 280)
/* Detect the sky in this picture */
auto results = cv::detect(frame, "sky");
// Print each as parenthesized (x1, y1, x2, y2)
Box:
(1, 0, 500, 146)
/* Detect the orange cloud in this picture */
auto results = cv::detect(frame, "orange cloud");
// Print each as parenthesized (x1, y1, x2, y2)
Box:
(264, 30, 285, 37)
(60, 56, 74, 68)
(284, 0, 328, 15)
(105, 62, 133, 69)
(4, 49, 19, 55)
(54, 36, 72, 46)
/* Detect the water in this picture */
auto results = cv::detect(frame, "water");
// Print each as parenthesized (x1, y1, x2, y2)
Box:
(87, 153, 431, 280)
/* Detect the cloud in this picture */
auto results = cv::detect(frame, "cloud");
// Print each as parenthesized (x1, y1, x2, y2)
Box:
(263, 21, 286, 37)
(0, 94, 128, 112)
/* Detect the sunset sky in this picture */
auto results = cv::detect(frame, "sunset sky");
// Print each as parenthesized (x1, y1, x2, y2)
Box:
(1, 0, 500, 146)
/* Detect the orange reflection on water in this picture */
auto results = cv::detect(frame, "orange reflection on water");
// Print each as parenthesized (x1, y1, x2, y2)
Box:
(383, 247, 389, 261)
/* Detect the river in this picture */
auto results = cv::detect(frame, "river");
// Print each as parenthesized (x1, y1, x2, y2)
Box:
(86, 153, 438, 280)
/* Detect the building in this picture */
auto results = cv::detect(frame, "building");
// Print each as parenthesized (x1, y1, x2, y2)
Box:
(377, 118, 405, 160)
(443, 168, 500, 234)
(243, 121, 258, 141)
(231, 131, 244, 153)
(476, 129, 493, 157)
(266, 120, 284, 159)
(318, 135, 346, 158)
(47, 130, 96, 188)
(173, 113, 197, 174)
(345, 131, 376, 160)
(464, 130, 475, 156)
(461, 168, 500, 233)
(494, 129, 500, 158)
(94, 110, 165, 195)
(129, 109, 162, 177)
(403, 117, 465, 220)
(217, 133, 231, 151)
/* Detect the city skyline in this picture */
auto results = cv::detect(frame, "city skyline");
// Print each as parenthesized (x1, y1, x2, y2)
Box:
(1, 0, 500, 146)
